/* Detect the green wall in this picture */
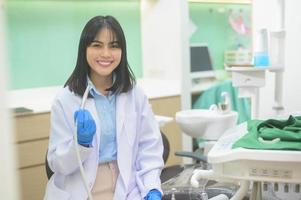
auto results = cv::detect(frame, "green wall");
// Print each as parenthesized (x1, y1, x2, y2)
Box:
(6, 1, 251, 89)
(5, 0, 141, 89)
(189, 3, 251, 70)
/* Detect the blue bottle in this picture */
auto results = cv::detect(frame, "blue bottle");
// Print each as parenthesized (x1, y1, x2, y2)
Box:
(254, 52, 269, 67)
(254, 29, 270, 67)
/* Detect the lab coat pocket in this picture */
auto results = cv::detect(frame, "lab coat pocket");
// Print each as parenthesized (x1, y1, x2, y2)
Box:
(44, 175, 71, 200)
(124, 113, 137, 146)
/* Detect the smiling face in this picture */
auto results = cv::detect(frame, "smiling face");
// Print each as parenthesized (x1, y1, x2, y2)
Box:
(87, 28, 122, 86)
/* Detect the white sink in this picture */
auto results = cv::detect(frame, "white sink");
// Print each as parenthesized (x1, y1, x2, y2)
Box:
(175, 109, 238, 140)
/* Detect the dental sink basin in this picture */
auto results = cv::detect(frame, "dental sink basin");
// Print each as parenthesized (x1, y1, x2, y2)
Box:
(175, 109, 238, 140)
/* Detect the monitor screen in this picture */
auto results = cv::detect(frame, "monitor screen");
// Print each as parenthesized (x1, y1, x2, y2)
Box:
(190, 44, 215, 78)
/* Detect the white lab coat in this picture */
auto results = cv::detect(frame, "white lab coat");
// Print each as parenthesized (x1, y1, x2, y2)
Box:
(44, 85, 164, 200)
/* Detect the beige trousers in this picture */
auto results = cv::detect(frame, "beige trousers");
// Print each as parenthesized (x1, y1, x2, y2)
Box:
(91, 161, 119, 200)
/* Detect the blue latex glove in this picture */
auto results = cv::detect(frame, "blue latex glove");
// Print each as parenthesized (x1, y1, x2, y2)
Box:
(74, 109, 96, 146)
(144, 189, 162, 200)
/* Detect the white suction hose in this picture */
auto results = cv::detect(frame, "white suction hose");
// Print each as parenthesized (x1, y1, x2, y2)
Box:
(74, 85, 93, 200)
(229, 180, 250, 200)
(191, 169, 215, 188)
(191, 169, 250, 200)
(191, 169, 230, 200)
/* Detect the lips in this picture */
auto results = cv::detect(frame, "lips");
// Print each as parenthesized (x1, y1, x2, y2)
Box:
(96, 60, 113, 67)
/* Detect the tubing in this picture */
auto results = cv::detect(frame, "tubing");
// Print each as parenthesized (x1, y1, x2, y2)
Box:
(230, 180, 250, 200)
(191, 169, 250, 200)
(74, 84, 93, 200)
(191, 169, 215, 187)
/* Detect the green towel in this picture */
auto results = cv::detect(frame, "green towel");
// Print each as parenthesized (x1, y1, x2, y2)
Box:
(232, 115, 301, 150)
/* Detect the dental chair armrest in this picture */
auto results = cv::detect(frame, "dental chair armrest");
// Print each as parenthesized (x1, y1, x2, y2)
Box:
(175, 151, 207, 163)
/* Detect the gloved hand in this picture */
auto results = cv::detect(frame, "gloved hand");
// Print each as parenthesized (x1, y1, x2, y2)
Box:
(74, 109, 96, 146)
(144, 189, 162, 200)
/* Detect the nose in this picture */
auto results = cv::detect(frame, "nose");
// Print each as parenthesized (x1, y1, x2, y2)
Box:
(100, 46, 111, 57)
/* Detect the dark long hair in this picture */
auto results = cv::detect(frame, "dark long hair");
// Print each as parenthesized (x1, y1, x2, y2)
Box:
(65, 15, 135, 97)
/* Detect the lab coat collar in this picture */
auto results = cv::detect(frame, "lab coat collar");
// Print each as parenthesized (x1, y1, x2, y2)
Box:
(89, 84, 116, 103)
(87, 74, 116, 98)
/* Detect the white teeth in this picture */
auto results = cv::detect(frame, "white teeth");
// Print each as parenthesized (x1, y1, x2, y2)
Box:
(97, 61, 111, 66)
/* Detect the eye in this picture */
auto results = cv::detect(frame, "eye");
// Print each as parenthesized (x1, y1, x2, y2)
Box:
(111, 42, 120, 48)
(90, 42, 102, 48)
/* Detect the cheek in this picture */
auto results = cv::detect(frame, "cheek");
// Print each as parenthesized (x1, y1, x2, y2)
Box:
(86, 49, 96, 63)
(86, 50, 92, 61)
(114, 51, 122, 62)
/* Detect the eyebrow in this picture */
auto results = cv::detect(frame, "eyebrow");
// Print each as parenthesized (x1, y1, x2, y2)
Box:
(91, 40, 119, 44)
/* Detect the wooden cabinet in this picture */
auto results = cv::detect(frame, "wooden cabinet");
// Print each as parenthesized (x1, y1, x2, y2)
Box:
(14, 113, 50, 200)
(13, 95, 182, 199)
(18, 166, 48, 200)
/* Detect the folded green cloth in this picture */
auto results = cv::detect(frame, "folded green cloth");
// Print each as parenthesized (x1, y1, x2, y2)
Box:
(232, 115, 301, 150)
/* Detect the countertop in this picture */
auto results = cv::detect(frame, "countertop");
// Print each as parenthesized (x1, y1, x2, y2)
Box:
(9, 78, 180, 115)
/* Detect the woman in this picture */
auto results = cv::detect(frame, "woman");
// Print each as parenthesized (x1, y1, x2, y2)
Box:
(44, 15, 163, 200)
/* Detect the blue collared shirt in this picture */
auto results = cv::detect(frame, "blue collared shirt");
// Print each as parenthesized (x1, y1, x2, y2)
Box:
(89, 82, 117, 163)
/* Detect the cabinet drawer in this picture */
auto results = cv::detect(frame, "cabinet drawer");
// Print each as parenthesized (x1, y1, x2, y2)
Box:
(232, 70, 266, 87)
(17, 139, 49, 168)
(19, 165, 48, 200)
(15, 113, 50, 142)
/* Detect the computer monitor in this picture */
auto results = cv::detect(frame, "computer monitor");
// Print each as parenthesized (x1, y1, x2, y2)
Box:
(190, 44, 215, 79)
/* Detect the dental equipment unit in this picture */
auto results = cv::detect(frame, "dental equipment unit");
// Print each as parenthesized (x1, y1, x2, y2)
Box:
(172, 93, 242, 200)
(191, 122, 301, 200)
(172, 0, 294, 199)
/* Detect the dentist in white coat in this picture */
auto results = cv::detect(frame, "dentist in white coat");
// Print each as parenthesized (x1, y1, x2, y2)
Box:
(44, 15, 164, 200)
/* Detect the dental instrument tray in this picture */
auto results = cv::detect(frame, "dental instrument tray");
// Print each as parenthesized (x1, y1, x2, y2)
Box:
(208, 122, 301, 184)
